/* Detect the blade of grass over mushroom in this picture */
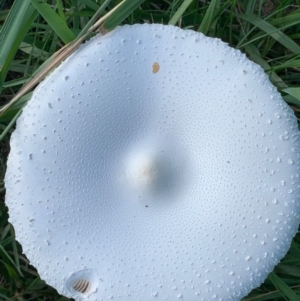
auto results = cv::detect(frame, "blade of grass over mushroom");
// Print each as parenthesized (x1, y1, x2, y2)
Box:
(1, 7, 113, 116)
(237, 14, 300, 54)
(100, 0, 146, 32)
(30, 0, 76, 44)
(7, 0, 132, 116)
(197, 0, 218, 35)
(268, 272, 300, 301)
(0, 0, 38, 92)
(168, 0, 193, 26)
(76, 0, 112, 40)
(0, 0, 113, 116)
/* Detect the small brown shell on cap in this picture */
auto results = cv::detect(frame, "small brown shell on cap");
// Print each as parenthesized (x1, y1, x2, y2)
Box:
(72, 279, 90, 293)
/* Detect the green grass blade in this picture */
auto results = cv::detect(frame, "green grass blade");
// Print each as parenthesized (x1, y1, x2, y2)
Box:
(270, 11, 300, 28)
(268, 272, 300, 301)
(80, 0, 101, 11)
(198, 0, 218, 35)
(283, 95, 300, 106)
(0, 293, 14, 301)
(228, 0, 237, 45)
(30, 0, 76, 44)
(0, 259, 19, 279)
(0, 245, 22, 276)
(244, 0, 257, 15)
(76, 0, 112, 40)
(101, 0, 146, 32)
(0, 224, 11, 241)
(276, 264, 300, 278)
(10, 227, 23, 278)
(273, 59, 300, 71)
(0, 10, 9, 22)
(0, 109, 22, 140)
(71, 0, 79, 30)
(0, 0, 38, 92)
(55, 0, 67, 24)
(237, 13, 300, 52)
(168, 0, 194, 26)
(243, 290, 291, 301)
(238, 14, 300, 54)
(245, 44, 287, 89)
(282, 88, 300, 102)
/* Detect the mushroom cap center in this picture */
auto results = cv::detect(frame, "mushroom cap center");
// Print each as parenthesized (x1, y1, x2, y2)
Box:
(122, 139, 189, 202)
(127, 152, 159, 186)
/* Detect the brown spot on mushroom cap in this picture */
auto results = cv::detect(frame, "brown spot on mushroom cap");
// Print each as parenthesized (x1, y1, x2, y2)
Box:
(152, 62, 160, 73)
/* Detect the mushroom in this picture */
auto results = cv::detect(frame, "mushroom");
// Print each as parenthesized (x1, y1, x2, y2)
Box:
(5, 24, 300, 301)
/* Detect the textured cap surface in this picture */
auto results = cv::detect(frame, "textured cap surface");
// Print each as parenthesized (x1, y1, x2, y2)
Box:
(5, 24, 300, 301)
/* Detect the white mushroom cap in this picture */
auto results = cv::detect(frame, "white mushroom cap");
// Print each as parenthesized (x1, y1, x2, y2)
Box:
(5, 24, 300, 301)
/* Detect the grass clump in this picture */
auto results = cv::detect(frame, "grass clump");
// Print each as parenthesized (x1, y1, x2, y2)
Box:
(0, 0, 300, 300)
